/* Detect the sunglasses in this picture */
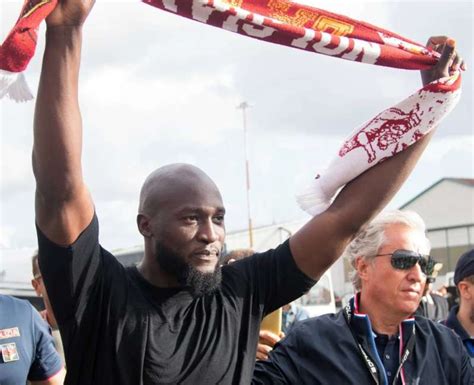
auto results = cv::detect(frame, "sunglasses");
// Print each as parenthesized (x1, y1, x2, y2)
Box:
(375, 249, 436, 276)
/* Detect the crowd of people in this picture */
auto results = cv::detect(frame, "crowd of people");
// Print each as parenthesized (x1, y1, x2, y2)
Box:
(0, 0, 472, 384)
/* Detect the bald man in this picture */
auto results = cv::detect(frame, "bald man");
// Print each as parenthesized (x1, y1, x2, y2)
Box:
(32, 1, 461, 385)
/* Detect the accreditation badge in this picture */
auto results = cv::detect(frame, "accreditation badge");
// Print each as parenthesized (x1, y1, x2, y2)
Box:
(1, 342, 20, 362)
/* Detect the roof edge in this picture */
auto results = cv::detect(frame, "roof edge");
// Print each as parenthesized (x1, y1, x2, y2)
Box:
(399, 177, 474, 209)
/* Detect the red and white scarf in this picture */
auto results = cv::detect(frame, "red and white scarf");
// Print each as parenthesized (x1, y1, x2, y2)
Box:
(0, 0, 57, 102)
(141, 0, 462, 215)
(0, 0, 462, 217)
(143, 0, 440, 70)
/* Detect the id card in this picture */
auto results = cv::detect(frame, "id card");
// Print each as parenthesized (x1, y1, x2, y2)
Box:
(1, 342, 20, 362)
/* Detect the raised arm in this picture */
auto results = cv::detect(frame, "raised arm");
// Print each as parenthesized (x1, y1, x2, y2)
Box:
(291, 37, 465, 280)
(33, 0, 95, 246)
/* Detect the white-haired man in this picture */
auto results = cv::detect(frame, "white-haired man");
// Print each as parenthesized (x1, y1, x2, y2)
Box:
(253, 211, 473, 384)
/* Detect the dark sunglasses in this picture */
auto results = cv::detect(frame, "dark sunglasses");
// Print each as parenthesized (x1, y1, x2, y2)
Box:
(375, 249, 436, 276)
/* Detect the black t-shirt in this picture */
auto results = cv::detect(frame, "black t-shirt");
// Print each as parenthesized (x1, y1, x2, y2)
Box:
(37, 215, 315, 385)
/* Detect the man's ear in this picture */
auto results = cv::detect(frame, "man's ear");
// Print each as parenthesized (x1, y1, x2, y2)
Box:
(31, 279, 41, 296)
(355, 256, 371, 283)
(137, 214, 153, 238)
(458, 281, 473, 300)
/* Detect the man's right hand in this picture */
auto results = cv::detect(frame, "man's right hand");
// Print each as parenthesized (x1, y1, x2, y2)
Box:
(46, 0, 95, 28)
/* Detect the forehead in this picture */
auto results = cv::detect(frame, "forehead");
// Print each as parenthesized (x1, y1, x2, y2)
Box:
(141, 166, 225, 215)
(155, 183, 225, 214)
(379, 223, 424, 253)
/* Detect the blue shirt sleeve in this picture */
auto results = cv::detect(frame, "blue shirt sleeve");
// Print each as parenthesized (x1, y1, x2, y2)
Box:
(27, 308, 63, 381)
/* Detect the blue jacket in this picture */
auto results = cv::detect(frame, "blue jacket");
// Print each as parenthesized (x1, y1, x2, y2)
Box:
(253, 296, 473, 385)
(445, 305, 474, 365)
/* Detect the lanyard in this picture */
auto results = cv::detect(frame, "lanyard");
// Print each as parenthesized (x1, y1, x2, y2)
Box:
(392, 329, 415, 384)
(343, 305, 380, 385)
(343, 304, 416, 385)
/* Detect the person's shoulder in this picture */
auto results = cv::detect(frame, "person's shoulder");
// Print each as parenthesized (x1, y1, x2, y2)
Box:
(289, 311, 343, 335)
(221, 258, 254, 290)
(221, 250, 260, 276)
(220, 242, 289, 279)
(0, 296, 38, 332)
(250, 241, 292, 262)
(415, 315, 470, 370)
(0, 294, 33, 314)
(280, 311, 345, 352)
(416, 315, 451, 330)
(415, 315, 461, 343)
(101, 245, 125, 265)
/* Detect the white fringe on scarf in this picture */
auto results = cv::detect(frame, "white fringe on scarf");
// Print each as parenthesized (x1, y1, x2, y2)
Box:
(0, 69, 34, 102)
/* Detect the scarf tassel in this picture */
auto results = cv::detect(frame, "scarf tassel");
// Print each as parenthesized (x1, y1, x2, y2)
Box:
(0, 69, 34, 102)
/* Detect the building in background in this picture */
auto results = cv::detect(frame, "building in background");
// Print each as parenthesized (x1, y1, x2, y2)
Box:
(400, 178, 474, 280)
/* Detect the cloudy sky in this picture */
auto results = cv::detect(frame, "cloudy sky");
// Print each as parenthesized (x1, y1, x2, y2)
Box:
(0, 0, 473, 257)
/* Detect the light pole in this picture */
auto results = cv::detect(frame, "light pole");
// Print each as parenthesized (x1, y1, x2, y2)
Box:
(237, 101, 254, 248)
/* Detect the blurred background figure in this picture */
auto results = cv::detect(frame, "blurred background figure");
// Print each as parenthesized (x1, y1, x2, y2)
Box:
(437, 285, 456, 310)
(444, 249, 474, 364)
(221, 248, 255, 265)
(31, 252, 65, 365)
(416, 262, 449, 322)
(281, 301, 310, 335)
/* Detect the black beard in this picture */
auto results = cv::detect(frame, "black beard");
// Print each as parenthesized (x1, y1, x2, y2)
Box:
(155, 241, 222, 297)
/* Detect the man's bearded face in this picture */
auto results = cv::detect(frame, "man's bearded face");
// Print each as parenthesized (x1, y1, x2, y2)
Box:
(154, 241, 222, 297)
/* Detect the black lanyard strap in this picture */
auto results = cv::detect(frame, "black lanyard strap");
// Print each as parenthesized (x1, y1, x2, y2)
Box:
(392, 325, 415, 385)
(343, 304, 416, 385)
(343, 305, 380, 385)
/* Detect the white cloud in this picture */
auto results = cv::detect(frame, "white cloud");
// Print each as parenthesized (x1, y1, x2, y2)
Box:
(80, 62, 240, 146)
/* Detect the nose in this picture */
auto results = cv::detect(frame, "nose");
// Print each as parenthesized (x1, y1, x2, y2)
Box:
(406, 261, 425, 283)
(197, 218, 220, 243)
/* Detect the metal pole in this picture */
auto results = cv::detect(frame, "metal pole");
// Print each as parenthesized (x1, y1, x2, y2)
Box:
(445, 228, 451, 271)
(237, 102, 254, 248)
